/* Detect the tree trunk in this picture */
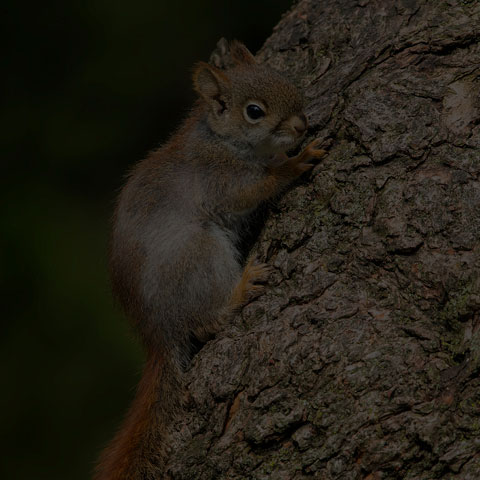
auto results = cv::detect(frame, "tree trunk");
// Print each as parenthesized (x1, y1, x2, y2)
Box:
(166, 1, 480, 478)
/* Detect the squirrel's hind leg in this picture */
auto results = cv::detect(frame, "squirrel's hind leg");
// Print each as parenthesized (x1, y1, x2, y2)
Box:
(193, 259, 270, 345)
(229, 258, 272, 310)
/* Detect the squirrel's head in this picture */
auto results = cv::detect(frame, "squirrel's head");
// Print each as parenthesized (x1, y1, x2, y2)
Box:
(193, 41, 307, 157)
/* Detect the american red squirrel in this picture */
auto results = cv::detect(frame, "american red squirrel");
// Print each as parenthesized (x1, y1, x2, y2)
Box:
(94, 41, 325, 480)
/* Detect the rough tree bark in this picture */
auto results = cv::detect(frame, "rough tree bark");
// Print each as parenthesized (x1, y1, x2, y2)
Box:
(165, 1, 480, 478)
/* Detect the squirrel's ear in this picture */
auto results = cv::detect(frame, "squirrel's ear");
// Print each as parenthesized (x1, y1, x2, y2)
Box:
(193, 62, 231, 114)
(229, 40, 256, 66)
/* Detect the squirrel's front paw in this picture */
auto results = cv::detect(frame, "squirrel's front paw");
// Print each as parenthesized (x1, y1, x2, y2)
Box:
(288, 138, 327, 176)
(302, 138, 327, 161)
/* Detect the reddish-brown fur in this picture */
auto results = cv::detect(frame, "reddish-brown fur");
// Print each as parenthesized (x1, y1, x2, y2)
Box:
(94, 352, 179, 480)
(94, 41, 325, 479)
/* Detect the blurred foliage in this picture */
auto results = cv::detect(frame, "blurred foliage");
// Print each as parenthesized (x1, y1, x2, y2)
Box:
(0, 1, 293, 478)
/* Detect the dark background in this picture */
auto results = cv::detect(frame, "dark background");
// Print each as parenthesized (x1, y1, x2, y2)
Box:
(1, 1, 293, 479)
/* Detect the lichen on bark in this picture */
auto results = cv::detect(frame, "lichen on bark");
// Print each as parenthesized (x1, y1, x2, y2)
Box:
(166, 1, 480, 478)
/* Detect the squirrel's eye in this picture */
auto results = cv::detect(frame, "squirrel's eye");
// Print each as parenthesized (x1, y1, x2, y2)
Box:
(246, 104, 265, 120)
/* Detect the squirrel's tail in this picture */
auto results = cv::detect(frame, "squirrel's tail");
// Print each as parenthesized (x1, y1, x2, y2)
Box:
(94, 351, 180, 480)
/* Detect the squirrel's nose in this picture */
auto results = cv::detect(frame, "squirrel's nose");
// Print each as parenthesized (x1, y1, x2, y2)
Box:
(292, 113, 307, 135)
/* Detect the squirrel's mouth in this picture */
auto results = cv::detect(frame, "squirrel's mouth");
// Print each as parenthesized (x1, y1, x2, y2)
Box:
(272, 132, 302, 151)
(255, 131, 303, 157)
